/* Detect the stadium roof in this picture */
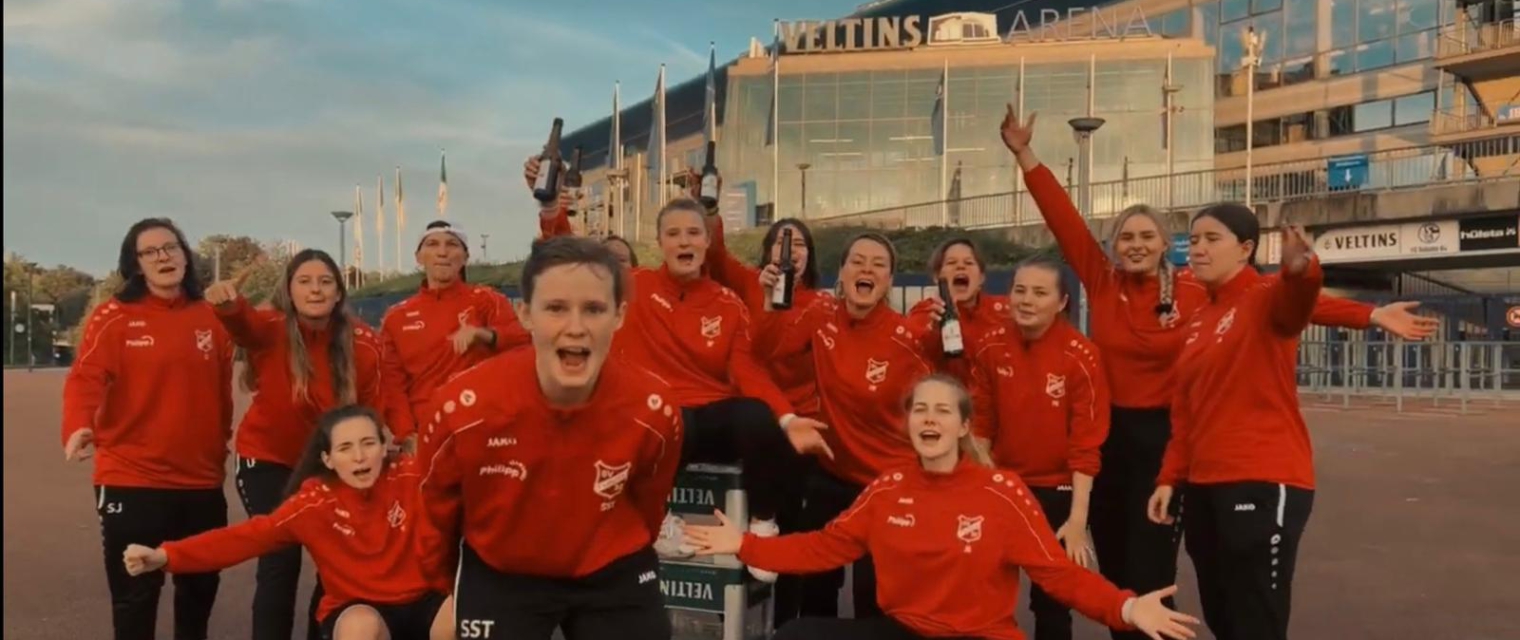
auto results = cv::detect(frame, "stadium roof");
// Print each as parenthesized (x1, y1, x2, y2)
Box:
(560, 0, 1124, 169)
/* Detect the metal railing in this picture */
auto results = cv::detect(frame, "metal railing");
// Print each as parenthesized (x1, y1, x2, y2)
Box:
(1436, 18, 1519, 58)
(813, 138, 1520, 231)
(1298, 340, 1520, 413)
(1432, 109, 1519, 136)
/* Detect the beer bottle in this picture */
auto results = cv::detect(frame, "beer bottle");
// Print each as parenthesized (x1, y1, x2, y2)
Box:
(699, 140, 720, 210)
(938, 279, 964, 357)
(771, 228, 796, 310)
(532, 118, 564, 204)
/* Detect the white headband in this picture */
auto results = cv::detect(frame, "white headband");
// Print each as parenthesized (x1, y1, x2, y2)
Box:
(417, 223, 469, 252)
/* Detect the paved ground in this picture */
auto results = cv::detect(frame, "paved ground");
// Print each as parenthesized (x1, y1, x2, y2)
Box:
(5, 368, 1518, 639)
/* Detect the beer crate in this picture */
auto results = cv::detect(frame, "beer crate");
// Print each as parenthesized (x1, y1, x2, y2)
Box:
(661, 560, 772, 640)
(668, 463, 747, 569)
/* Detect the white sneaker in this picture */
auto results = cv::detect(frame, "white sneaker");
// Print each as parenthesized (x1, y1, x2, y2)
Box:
(654, 512, 696, 559)
(746, 519, 780, 583)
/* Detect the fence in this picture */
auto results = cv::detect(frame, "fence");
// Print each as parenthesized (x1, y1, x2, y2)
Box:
(814, 137, 1520, 231)
(1298, 339, 1520, 413)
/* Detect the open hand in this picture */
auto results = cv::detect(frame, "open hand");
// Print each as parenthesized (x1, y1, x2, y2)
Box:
(1370, 301, 1439, 341)
(1054, 518, 1094, 569)
(1000, 105, 1037, 154)
(1128, 585, 1200, 639)
(681, 509, 745, 556)
(783, 417, 834, 460)
(450, 325, 491, 354)
(1280, 225, 1314, 275)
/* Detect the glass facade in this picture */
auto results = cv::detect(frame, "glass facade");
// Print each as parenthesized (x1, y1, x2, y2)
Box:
(719, 57, 1214, 220)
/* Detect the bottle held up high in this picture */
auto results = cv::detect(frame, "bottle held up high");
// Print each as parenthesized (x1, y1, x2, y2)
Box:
(699, 140, 720, 211)
(771, 228, 796, 310)
(532, 118, 565, 204)
(938, 279, 964, 358)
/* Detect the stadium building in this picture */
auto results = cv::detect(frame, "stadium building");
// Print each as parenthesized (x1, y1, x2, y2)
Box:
(559, 0, 1515, 241)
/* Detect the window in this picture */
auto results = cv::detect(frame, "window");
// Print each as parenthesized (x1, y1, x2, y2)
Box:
(1354, 99, 1394, 131)
(1223, 0, 1251, 23)
(1252, 117, 1283, 147)
(1219, 19, 1249, 71)
(1360, 0, 1398, 42)
(1254, 11, 1286, 62)
(1397, 29, 1434, 61)
(1356, 38, 1397, 71)
(1331, 0, 1358, 48)
(1280, 57, 1316, 86)
(1157, 9, 1191, 36)
(1400, 0, 1440, 31)
(1200, 2, 1220, 45)
(1217, 124, 1248, 153)
(1326, 48, 1353, 75)
(1394, 91, 1435, 125)
(1282, 112, 1314, 143)
(1284, 0, 1318, 56)
(1253, 0, 1284, 12)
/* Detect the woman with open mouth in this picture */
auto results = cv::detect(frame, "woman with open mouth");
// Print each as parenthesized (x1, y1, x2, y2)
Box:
(524, 158, 833, 583)
(63, 218, 236, 640)
(415, 237, 683, 640)
(908, 237, 1012, 385)
(379, 221, 530, 450)
(969, 257, 1112, 640)
(683, 375, 1199, 640)
(1147, 208, 1323, 640)
(755, 233, 935, 618)
(123, 405, 453, 640)
(999, 106, 1440, 637)
(204, 249, 409, 640)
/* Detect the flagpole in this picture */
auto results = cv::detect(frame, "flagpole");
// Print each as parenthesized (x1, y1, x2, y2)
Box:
(376, 174, 386, 275)
(940, 58, 949, 227)
(771, 18, 780, 218)
(1014, 57, 1025, 225)
(659, 64, 668, 205)
(394, 165, 404, 274)
(438, 148, 448, 218)
(354, 184, 366, 277)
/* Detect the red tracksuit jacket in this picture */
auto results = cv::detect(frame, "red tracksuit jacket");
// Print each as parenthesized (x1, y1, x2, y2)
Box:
(616, 266, 793, 416)
(62, 295, 235, 489)
(417, 348, 684, 579)
(217, 296, 405, 467)
(380, 281, 529, 437)
(703, 216, 827, 417)
(970, 319, 1110, 487)
(739, 459, 1135, 640)
(761, 298, 932, 487)
(908, 293, 1013, 384)
(1159, 260, 1324, 490)
(163, 456, 440, 621)
(1025, 165, 1376, 409)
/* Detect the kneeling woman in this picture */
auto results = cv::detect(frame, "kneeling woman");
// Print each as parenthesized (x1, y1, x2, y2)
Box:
(685, 375, 1198, 640)
(122, 406, 452, 640)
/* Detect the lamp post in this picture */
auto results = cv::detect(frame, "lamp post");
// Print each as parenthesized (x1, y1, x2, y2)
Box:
(1163, 53, 1183, 211)
(1068, 116, 1105, 334)
(796, 162, 812, 219)
(331, 210, 354, 273)
(1241, 26, 1265, 207)
(480, 234, 490, 263)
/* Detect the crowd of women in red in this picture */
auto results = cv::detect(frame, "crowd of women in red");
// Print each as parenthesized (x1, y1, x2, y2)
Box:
(57, 109, 1436, 640)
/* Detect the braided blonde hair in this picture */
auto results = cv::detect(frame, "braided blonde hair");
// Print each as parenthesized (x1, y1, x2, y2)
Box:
(1108, 204, 1176, 316)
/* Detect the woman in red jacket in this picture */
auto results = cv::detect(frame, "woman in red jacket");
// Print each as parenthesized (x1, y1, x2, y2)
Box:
(124, 405, 452, 640)
(417, 237, 683, 640)
(63, 218, 235, 640)
(684, 375, 1198, 640)
(380, 221, 529, 443)
(1147, 208, 1322, 640)
(205, 249, 405, 640)
(908, 237, 1013, 383)
(756, 233, 934, 618)
(998, 108, 1439, 635)
(970, 258, 1110, 640)
(524, 160, 832, 582)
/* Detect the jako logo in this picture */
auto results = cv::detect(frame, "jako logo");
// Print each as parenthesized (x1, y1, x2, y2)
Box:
(1234, 503, 1256, 512)
(486, 437, 517, 448)
(638, 570, 657, 585)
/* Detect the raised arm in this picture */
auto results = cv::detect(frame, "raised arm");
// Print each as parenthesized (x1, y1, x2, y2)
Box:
(704, 214, 763, 306)
(1001, 106, 1113, 289)
(1267, 228, 1325, 337)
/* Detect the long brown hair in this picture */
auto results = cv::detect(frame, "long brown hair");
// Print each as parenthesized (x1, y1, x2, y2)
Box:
(278, 250, 358, 405)
(904, 373, 994, 468)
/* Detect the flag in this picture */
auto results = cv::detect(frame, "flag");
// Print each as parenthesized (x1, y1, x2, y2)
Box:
(376, 174, 386, 273)
(648, 64, 667, 202)
(931, 64, 947, 156)
(703, 42, 718, 144)
(437, 149, 448, 218)
(395, 165, 405, 268)
(354, 184, 366, 271)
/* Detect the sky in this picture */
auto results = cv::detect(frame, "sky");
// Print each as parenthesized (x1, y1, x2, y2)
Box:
(2, 0, 859, 276)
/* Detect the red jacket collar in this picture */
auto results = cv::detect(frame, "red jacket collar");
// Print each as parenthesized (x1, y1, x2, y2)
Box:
(418, 280, 469, 301)
(1209, 266, 1262, 305)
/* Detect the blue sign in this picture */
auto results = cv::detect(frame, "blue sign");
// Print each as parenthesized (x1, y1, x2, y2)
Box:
(1328, 155, 1369, 190)
(1169, 233, 1190, 266)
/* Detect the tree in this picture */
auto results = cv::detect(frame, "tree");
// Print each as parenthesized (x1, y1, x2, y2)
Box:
(33, 265, 97, 305)
(195, 235, 266, 284)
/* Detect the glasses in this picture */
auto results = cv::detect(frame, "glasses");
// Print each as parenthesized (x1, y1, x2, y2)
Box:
(137, 242, 182, 260)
